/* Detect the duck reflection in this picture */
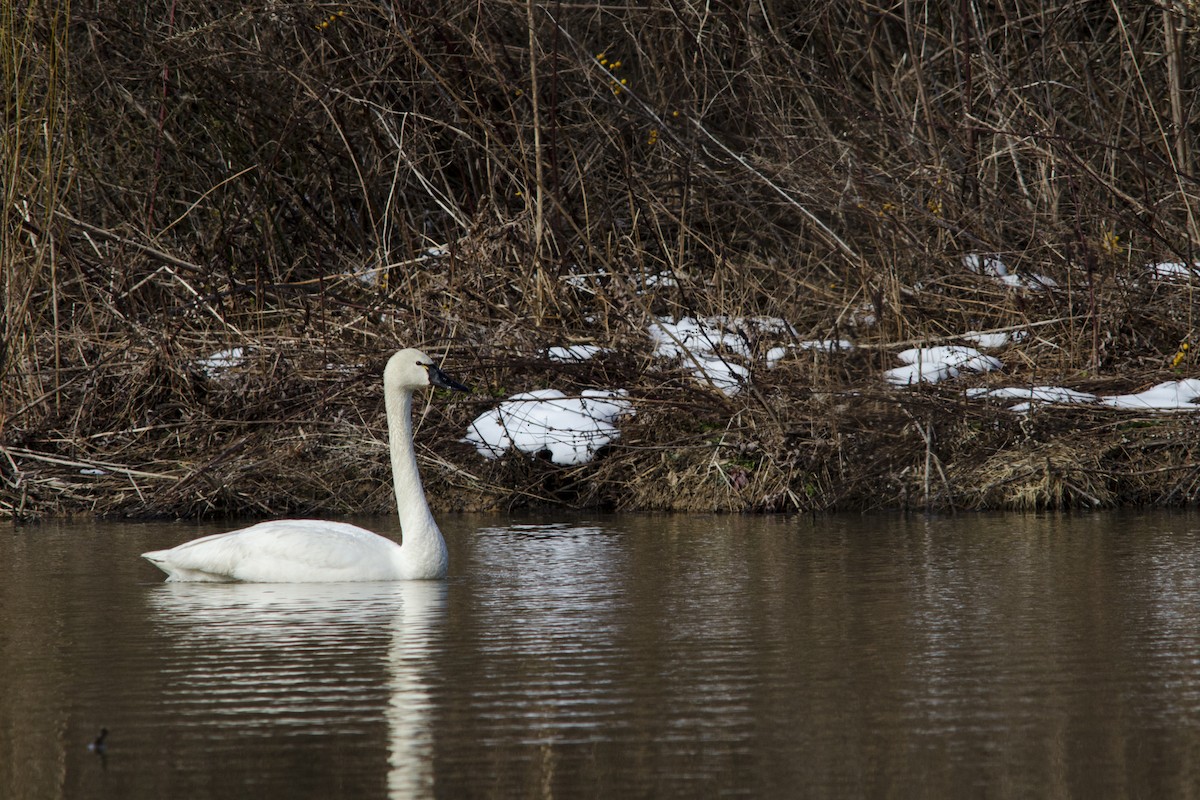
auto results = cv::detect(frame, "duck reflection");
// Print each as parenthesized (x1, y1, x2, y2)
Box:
(148, 580, 447, 798)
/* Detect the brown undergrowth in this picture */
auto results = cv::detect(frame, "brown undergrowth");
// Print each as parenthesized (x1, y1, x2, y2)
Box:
(4, 1, 1200, 518)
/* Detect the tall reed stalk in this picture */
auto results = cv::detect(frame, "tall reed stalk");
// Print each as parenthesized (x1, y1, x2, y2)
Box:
(2, 0, 72, 429)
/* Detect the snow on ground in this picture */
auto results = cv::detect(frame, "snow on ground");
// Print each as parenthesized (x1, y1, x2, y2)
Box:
(765, 346, 790, 367)
(472, 315, 829, 464)
(1099, 380, 1200, 410)
(546, 345, 609, 362)
(647, 316, 856, 388)
(195, 347, 246, 377)
(563, 268, 677, 294)
(469, 315, 827, 464)
(963, 330, 1025, 349)
(885, 345, 1002, 385)
(464, 389, 633, 465)
(1148, 261, 1200, 281)
(967, 385, 1099, 412)
(967, 381, 1200, 413)
(963, 253, 1056, 290)
(799, 339, 855, 351)
(963, 253, 1009, 278)
(648, 316, 809, 394)
(640, 270, 677, 289)
(648, 317, 754, 395)
(968, 254, 1200, 288)
(886, 318, 1200, 413)
(323, 362, 360, 374)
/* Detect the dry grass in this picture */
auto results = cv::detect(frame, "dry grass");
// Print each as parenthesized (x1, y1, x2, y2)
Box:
(4, 1, 1200, 518)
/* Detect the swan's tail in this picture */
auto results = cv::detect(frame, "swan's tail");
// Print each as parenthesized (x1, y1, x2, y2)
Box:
(142, 550, 174, 577)
(142, 550, 235, 582)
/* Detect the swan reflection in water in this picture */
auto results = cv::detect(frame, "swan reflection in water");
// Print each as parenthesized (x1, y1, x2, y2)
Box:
(147, 580, 447, 798)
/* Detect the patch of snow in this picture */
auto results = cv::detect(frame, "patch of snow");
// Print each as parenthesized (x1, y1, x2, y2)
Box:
(765, 346, 789, 367)
(968, 385, 1099, 412)
(967, 385, 1097, 404)
(564, 268, 606, 291)
(742, 316, 798, 336)
(964, 253, 1054, 291)
(885, 361, 955, 385)
(464, 389, 633, 465)
(640, 271, 677, 289)
(885, 345, 1002, 386)
(196, 347, 246, 377)
(546, 345, 608, 363)
(800, 339, 855, 352)
(691, 356, 749, 393)
(967, 381, 1200, 413)
(353, 264, 383, 286)
(851, 304, 878, 328)
(963, 330, 1026, 349)
(1099, 380, 1200, 411)
(963, 331, 1009, 349)
(1005, 273, 1057, 290)
(964, 253, 1008, 277)
(324, 363, 361, 374)
(648, 315, 801, 393)
(649, 316, 795, 395)
(1148, 261, 1200, 281)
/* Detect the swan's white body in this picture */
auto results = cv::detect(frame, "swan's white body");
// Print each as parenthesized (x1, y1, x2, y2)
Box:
(142, 349, 467, 582)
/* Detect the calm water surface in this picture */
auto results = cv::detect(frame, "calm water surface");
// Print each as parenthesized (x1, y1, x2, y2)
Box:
(4, 512, 1200, 797)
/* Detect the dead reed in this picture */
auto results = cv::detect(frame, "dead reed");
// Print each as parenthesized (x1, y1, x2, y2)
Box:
(3, 1, 1200, 518)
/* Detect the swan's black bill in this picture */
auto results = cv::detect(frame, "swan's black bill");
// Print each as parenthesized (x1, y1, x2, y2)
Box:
(428, 364, 470, 392)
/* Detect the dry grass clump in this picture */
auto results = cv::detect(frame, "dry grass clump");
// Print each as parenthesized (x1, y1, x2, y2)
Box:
(970, 440, 1114, 511)
(4, 1, 1200, 518)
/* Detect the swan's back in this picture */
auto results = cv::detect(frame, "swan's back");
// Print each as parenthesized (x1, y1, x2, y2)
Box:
(142, 520, 407, 583)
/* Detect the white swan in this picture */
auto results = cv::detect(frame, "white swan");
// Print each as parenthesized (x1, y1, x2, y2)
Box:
(142, 349, 468, 582)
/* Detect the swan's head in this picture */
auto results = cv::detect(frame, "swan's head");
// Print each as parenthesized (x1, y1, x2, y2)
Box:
(385, 348, 470, 393)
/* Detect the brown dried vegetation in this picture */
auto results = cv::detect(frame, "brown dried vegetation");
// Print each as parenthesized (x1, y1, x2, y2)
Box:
(3, 1, 1200, 518)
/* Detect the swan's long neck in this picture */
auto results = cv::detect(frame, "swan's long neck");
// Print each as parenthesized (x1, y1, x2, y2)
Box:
(384, 385, 448, 578)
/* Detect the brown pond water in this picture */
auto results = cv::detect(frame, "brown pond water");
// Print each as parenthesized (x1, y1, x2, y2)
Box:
(4, 511, 1200, 798)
